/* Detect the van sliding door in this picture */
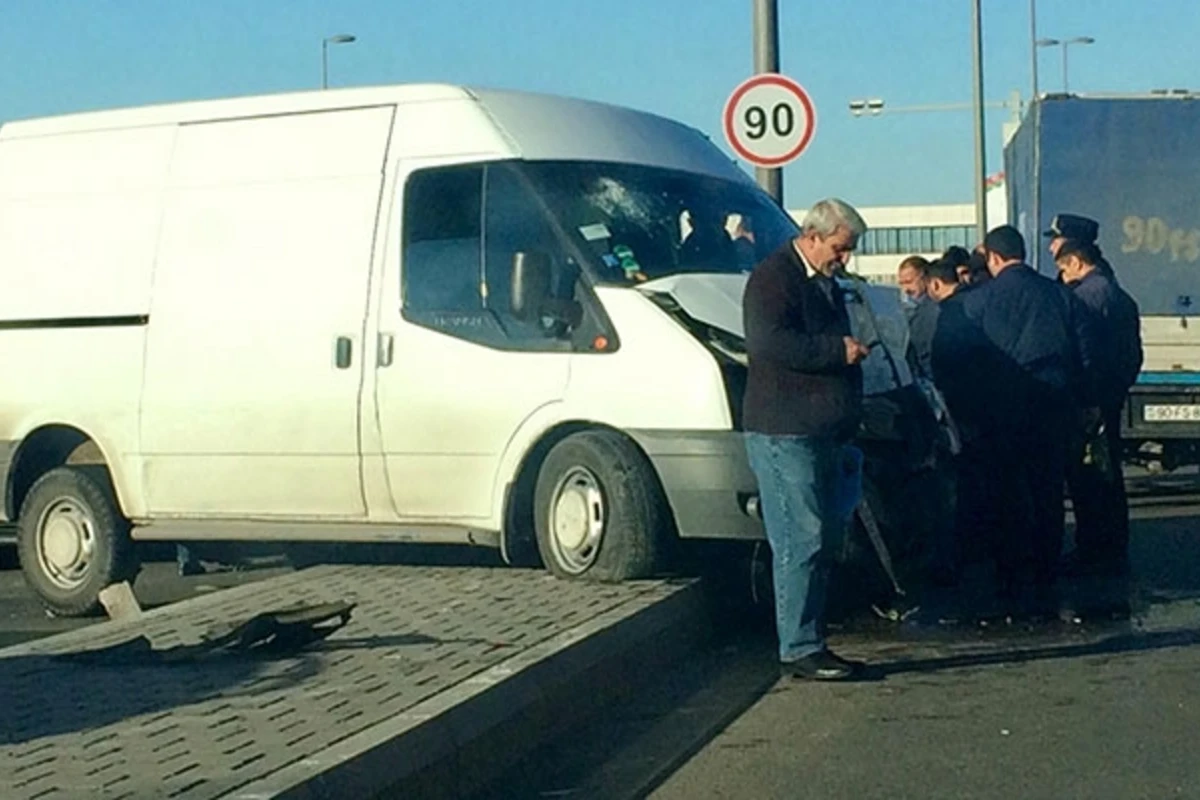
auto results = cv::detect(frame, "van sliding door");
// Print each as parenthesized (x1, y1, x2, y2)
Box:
(139, 106, 394, 518)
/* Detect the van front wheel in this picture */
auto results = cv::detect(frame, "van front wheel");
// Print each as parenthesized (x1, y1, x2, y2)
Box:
(17, 466, 137, 617)
(533, 431, 667, 581)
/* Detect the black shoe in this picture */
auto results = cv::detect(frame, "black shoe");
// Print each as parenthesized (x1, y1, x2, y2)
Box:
(782, 649, 865, 681)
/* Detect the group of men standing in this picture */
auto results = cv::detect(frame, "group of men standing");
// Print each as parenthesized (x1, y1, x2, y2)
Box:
(742, 199, 1143, 682)
(900, 213, 1142, 603)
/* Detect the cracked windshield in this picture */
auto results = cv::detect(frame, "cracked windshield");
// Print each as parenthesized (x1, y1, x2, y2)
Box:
(517, 161, 798, 284)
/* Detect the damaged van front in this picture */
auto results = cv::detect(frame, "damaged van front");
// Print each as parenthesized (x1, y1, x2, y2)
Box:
(496, 152, 940, 581)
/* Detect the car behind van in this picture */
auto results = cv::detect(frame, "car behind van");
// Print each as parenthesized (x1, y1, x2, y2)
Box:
(0, 83, 919, 616)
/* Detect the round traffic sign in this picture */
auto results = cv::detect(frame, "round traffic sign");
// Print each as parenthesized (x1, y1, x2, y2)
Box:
(723, 74, 817, 168)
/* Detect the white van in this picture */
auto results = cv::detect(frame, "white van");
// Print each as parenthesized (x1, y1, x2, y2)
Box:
(0, 83, 915, 616)
(0, 84, 786, 614)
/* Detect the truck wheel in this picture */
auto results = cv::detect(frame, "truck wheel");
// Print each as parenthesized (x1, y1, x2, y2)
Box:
(533, 430, 668, 581)
(17, 466, 137, 617)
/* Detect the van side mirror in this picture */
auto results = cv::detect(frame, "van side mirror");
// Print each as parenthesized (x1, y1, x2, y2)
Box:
(511, 251, 552, 322)
(510, 251, 583, 337)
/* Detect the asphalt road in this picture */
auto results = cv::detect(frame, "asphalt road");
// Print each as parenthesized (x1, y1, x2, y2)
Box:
(648, 501, 1200, 800)
(472, 477, 1200, 800)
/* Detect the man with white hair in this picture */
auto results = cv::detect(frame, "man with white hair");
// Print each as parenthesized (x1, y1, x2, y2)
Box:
(742, 197, 871, 681)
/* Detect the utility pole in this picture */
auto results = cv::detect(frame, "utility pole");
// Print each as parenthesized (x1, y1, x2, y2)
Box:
(1029, 0, 1039, 105)
(970, 0, 988, 242)
(752, 0, 782, 204)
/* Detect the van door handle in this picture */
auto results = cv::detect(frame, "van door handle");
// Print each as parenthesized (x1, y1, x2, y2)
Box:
(378, 333, 394, 367)
(335, 336, 353, 369)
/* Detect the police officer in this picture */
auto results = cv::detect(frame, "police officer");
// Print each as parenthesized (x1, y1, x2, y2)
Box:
(1054, 239, 1143, 576)
(1044, 213, 1117, 279)
(961, 226, 1100, 614)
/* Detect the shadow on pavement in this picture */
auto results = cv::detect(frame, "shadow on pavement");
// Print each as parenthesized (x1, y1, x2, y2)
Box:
(0, 648, 323, 746)
(1, 616, 519, 748)
(876, 625, 1200, 678)
(282, 541, 507, 570)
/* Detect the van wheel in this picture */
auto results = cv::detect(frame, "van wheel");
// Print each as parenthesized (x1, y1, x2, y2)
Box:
(17, 466, 137, 617)
(533, 430, 667, 581)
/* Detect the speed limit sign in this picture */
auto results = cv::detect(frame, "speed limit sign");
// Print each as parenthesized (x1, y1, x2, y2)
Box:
(723, 73, 817, 168)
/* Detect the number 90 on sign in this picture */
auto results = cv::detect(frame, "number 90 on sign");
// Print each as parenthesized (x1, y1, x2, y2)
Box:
(744, 103, 795, 140)
(723, 74, 817, 168)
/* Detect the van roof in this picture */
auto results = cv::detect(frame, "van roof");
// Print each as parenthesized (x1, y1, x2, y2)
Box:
(0, 83, 679, 138)
(0, 84, 473, 137)
(0, 83, 749, 185)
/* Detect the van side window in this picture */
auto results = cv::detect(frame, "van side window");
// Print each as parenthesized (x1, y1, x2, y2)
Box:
(402, 164, 592, 352)
(402, 166, 485, 315)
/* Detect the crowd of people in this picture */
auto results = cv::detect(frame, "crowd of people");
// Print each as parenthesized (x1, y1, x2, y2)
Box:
(743, 200, 1144, 682)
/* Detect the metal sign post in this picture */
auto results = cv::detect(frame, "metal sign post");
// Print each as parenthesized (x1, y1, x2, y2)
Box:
(752, 0, 783, 203)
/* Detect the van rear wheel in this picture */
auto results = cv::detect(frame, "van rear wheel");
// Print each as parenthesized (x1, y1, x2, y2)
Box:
(533, 430, 667, 581)
(17, 466, 137, 617)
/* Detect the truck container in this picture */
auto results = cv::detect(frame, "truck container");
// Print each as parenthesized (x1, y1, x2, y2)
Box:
(1005, 94, 1200, 470)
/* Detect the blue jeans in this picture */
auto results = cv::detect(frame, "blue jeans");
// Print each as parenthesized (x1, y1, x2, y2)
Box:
(745, 433, 843, 662)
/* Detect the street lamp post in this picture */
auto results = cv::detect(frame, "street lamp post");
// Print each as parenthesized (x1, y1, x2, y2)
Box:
(322, 34, 357, 90)
(1030, 0, 1039, 102)
(1035, 36, 1094, 93)
(970, 0, 987, 242)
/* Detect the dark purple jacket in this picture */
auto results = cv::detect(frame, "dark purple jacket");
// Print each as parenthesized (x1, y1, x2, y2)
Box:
(742, 241, 863, 438)
(1068, 269, 1143, 410)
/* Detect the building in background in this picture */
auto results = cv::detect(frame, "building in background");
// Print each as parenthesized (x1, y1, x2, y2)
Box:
(788, 174, 1008, 284)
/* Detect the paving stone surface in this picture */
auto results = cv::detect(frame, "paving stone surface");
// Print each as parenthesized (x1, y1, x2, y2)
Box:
(0, 565, 692, 799)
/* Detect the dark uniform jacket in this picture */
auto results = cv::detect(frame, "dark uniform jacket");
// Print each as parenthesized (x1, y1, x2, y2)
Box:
(743, 241, 863, 439)
(930, 290, 1009, 441)
(1068, 269, 1143, 410)
(960, 264, 1099, 408)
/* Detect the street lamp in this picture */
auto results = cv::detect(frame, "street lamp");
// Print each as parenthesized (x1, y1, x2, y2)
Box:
(846, 92, 1022, 120)
(1036, 36, 1094, 93)
(847, 98, 885, 117)
(321, 34, 356, 90)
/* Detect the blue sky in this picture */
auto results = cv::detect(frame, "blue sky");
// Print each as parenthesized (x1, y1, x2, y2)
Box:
(2, 1, 1197, 207)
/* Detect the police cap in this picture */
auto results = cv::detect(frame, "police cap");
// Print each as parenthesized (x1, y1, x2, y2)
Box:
(1043, 213, 1099, 243)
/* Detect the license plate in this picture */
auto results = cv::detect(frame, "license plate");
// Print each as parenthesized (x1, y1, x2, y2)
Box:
(1143, 404, 1200, 422)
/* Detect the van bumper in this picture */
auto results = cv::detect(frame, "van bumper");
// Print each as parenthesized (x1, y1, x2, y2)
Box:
(627, 429, 764, 541)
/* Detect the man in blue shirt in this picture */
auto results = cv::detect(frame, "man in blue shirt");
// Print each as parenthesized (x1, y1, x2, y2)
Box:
(961, 226, 1100, 613)
(1054, 239, 1143, 576)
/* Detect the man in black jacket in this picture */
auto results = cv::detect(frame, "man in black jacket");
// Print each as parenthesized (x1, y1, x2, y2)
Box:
(961, 226, 1100, 613)
(743, 197, 870, 681)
